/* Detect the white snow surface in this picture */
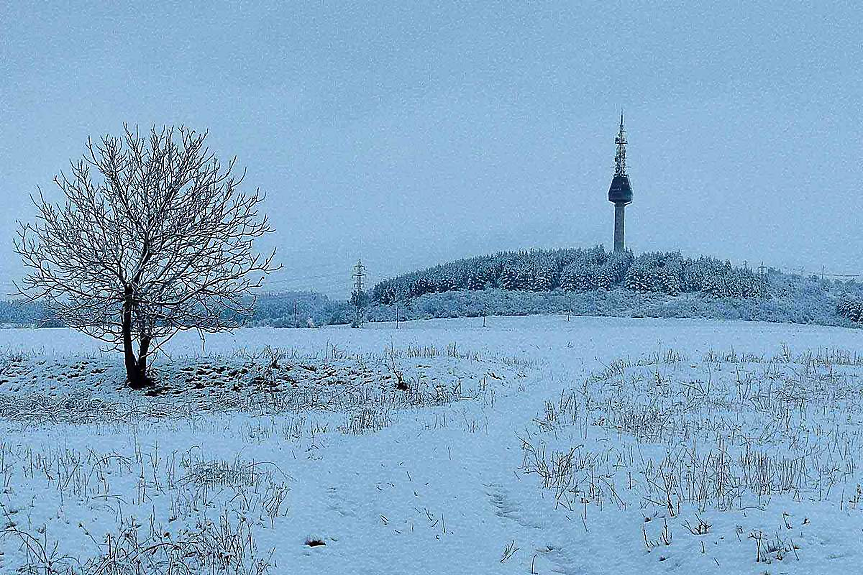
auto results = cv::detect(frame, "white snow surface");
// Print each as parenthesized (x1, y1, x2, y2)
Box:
(0, 315, 862, 574)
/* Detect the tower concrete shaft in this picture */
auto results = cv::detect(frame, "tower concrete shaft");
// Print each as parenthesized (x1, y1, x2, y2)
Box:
(614, 203, 626, 252)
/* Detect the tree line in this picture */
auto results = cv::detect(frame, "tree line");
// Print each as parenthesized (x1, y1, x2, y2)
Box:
(371, 247, 769, 304)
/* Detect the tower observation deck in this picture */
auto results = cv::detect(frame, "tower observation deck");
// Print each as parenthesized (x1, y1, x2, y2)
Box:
(608, 113, 633, 252)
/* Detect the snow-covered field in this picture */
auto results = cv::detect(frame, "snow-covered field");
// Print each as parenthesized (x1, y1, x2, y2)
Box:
(1, 316, 862, 574)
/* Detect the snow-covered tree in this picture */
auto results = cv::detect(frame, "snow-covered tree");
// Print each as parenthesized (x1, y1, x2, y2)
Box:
(15, 126, 277, 387)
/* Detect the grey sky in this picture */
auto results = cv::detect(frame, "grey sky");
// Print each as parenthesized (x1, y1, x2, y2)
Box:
(1, 1, 860, 298)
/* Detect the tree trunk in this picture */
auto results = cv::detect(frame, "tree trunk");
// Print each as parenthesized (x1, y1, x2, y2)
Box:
(122, 286, 150, 389)
(137, 335, 151, 381)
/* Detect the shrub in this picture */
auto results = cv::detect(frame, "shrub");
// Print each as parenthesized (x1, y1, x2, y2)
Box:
(837, 296, 863, 322)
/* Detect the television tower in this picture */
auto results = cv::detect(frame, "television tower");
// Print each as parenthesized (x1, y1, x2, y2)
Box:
(608, 113, 633, 252)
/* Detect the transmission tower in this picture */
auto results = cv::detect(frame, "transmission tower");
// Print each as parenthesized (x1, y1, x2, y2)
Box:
(352, 259, 366, 327)
(608, 112, 634, 252)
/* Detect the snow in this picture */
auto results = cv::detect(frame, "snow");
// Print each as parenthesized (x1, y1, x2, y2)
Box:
(1, 316, 862, 573)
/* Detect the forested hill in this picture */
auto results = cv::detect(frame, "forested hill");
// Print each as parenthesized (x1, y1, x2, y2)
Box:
(371, 247, 769, 303)
(366, 246, 863, 328)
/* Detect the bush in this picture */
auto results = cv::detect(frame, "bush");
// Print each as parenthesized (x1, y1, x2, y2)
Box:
(837, 296, 863, 322)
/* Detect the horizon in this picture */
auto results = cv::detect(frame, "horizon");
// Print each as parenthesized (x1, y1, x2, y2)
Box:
(2, 2, 860, 298)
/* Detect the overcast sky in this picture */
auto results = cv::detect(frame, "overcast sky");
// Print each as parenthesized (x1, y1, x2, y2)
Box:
(1, 1, 860, 298)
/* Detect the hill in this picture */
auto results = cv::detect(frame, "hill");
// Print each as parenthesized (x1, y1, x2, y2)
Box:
(371, 247, 768, 302)
(367, 247, 863, 328)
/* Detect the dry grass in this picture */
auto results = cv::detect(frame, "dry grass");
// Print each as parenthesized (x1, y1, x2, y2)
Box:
(0, 342, 517, 573)
(522, 345, 863, 565)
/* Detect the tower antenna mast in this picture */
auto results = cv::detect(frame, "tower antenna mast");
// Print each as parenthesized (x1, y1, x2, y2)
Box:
(614, 111, 627, 176)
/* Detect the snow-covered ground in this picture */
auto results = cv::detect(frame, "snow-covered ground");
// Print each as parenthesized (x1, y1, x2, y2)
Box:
(1, 316, 862, 574)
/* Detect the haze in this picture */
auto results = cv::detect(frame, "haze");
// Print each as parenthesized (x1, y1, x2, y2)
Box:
(1, 2, 860, 298)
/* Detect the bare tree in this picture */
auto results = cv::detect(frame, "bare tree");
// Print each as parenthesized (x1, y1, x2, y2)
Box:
(15, 126, 278, 388)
